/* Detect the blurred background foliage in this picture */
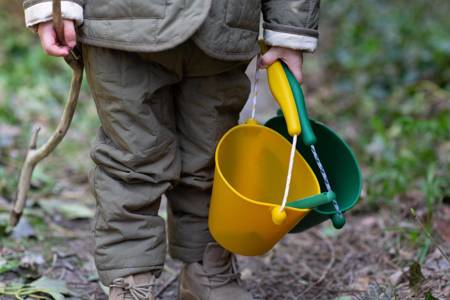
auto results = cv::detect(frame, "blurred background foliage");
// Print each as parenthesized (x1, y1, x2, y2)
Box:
(0, 0, 449, 275)
(312, 0, 450, 214)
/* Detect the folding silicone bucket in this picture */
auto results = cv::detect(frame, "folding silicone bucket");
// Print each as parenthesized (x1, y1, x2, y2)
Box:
(208, 120, 321, 256)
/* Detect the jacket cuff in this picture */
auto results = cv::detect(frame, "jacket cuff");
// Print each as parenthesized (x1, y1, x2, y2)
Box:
(263, 29, 318, 53)
(24, 1, 83, 28)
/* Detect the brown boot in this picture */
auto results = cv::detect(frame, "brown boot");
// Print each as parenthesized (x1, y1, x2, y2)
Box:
(109, 272, 157, 300)
(178, 243, 254, 300)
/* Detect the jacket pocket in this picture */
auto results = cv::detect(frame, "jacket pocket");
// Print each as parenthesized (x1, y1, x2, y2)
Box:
(85, 0, 167, 19)
(225, 0, 261, 32)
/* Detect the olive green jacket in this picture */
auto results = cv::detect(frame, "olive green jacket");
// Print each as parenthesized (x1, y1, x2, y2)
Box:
(24, 0, 320, 60)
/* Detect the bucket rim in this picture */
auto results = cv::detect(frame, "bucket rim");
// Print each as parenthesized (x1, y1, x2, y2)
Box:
(215, 122, 320, 213)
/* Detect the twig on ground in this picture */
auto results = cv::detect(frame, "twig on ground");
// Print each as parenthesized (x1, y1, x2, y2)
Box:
(58, 267, 67, 280)
(298, 260, 320, 279)
(42, 253, 59, 276)
(298, 231, 336, 297)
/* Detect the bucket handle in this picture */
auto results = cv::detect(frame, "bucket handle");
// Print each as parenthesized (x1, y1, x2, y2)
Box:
(260, 41, 315, 143)
(280, 62, 317, 146)
(281, 62, 346, 230)
(286, 191, 335, 209)
(260, 43, 301, 136)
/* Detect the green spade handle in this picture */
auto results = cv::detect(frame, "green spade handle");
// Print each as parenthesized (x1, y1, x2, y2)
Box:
(287, 191, 335, 209)
(281, 63, 317, 146)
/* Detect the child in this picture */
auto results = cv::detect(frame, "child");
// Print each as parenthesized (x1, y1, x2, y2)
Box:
(23, 1, 320, 299)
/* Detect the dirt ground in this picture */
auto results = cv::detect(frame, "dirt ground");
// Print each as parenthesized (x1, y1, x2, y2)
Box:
(2, 184, 449, 300)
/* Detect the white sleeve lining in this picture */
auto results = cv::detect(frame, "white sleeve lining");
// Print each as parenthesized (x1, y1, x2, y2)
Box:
(24, 1, 84, 28)
(264, 29, 318, 52)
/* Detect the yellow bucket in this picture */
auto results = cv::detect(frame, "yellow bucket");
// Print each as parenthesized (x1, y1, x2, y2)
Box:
(209, 120, 320, 256)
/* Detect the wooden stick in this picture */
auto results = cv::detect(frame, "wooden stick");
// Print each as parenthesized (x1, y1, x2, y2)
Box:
(52, 0, 64, 44)
(10, 0, 84, 226)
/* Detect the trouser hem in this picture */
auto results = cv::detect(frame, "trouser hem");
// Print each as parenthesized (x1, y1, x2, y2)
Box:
(169, 244, 211, 263)
(98, 265, 164, 286)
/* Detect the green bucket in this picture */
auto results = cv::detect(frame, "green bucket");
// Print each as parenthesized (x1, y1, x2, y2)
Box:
(265, 63, 363, 233)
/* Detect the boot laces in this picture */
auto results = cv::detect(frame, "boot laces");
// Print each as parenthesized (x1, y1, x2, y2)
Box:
(110, 277, 156, 300)
(202, 255, 242, 288)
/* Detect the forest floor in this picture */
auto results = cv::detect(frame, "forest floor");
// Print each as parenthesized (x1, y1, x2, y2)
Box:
(1, 178, 449, 300)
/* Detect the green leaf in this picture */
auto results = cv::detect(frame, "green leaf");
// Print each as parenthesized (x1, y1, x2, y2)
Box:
(0, 212, 10, 237)
(30, 276, 76, 300)
(408, 261, 424, 289)
(424, 290, 438, 300)
(0, 257, 20, 274)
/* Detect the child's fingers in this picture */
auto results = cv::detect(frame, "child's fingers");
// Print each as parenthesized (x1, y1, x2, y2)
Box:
(259, 47, 304, 83)
(288, 66, 303, 84)
(40, 29, 70, 57)
(259, 50, 279, 68)
(63, 20, 77, 48)
(284, 54, 304, 84)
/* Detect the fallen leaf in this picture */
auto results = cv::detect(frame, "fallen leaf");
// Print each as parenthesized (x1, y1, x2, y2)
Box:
(423, 249, 450, 274)
(424, 290, 438, 300)
(30, 276, 76, 300)
(389, 269, 406, 286)
(39, 199, 94, 220)
(11, 217, 36, 240)
(350, 276, 370, 291)
(0, 258, 20, 274)
(408, 261, 424, 289)
(0, 213, 9, 237)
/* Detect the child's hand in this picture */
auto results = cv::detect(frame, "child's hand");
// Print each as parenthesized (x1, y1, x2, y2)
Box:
(37, 20, 76, 57)
(259, 47, 304, 83)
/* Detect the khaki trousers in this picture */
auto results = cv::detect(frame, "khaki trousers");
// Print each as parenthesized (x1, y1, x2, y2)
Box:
(83, 40, 250, 285)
